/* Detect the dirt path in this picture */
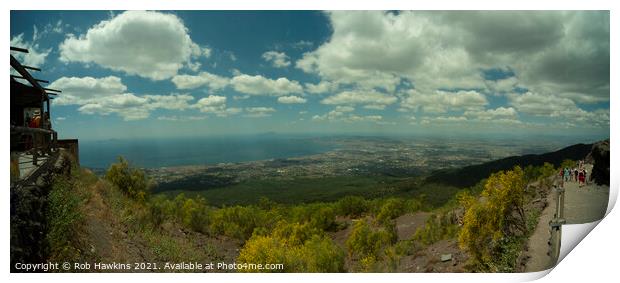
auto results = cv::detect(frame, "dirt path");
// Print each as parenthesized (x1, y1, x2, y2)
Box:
(524, 164, 609, 272)
(563, 165, 609, 224)
(395, 212, 431, 241)
(80, 180, 153, 265)
(524, 186, 556, 272)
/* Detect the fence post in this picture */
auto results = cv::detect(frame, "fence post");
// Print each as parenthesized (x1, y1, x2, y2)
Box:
(549, 183, 566, 264)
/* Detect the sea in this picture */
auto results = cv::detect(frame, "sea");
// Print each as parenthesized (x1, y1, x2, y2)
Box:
(79, 135, 335, 169)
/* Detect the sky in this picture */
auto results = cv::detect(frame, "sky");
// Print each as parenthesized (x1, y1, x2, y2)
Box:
(10, 11, 610, 141)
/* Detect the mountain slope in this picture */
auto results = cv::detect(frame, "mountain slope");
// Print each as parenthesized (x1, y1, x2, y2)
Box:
(425, 143, 593, 188)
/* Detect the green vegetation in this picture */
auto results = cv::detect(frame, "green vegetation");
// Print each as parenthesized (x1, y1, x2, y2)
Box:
(160, 175, 456, 207)
(560, 159, 577, 170)
(457, 165, 545, 272)
(35, 155, 563, 273)
(238, 222, 345, 272)
(46, 168, 95, 263)
(346, 219, 397, 271)
(412, 212, 459, 246)
(106, 156, 151, 201)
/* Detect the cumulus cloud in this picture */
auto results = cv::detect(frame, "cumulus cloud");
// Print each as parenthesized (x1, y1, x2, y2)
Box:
(49, 76, 199, 120)
(297, 11, 609, 104)
(171, 72, 230, 91)
(464, 107, 518, 121)
(262, 51, 291, 68)
(59, 11, 208, 80)
(312, 105, 383, 123)
(78, 93, 150, 121)
(400, 89, 488, 113)
(313, 111, 383, 123)
(77, 93, 196, 121)
(244, 107, 276, 118)
(321, 89, 397, 107)
(230, 74, 303, 96)
(507, 91, 608, 127)
(508, 91, 578, 117)
(143, 94, 194, 110)
(277, 96, 307, 104)
(48, 76, 128, 105)
(304, 81, 337, 94)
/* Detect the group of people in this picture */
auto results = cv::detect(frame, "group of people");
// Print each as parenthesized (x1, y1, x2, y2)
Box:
(561, 160, 588, 187)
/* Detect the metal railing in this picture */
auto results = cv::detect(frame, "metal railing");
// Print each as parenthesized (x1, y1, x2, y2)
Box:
(548, 181, 566, 264)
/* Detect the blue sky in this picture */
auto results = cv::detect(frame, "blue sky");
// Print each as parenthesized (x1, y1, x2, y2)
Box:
(10, 11, 609, 141)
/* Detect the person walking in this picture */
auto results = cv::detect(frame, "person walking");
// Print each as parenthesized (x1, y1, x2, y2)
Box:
(574, 168, 579, 182)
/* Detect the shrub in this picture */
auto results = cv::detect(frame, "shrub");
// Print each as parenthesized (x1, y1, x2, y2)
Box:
(346, 219, 396, 271)
(105, 156, 150, 201)
(335, 196, 369, 217)
(209, 205, 278, 240)
(237, 222, 345, 272)
(288, 203, 338, 231)
(538, 162, 557, 188)
(458, 166, 527, 270)
(375, 198, 406, 225)
(412, 213, 458, 246)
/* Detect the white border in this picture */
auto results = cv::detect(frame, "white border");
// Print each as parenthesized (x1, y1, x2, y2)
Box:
(2, 1, 617, 283)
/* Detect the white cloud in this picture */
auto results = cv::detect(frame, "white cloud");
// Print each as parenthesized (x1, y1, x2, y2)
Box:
(262, 51, 291, 68)
(298, 11, 608, 104)
(400, 89, 488, 113)
(508, 91, 578, 117)
(419, 116, 468, 125)
(305, 81, 337, 94)
(158, 115, 180, 121)
(44, 20, 64, 34)
(230, 74, 303, 96)
(292, 40, 314, 49)
(59, 11, 208, 80)
(335, 106, 355, 113)
(312, 105, 382, 123)
(464, 107, 518, 120)
(193, 95, 226, 111)
(364, 104, 387, 110)
(49, 76, 128, 105)
(144, 94, 194, 110)
(49, 76, 199, 120)
(191, 95, 242, 117)
(313, 109, 383, 123)
(321, 89, 397, 107)
(346, 115, 383, 123)
(10, 33, 51, 68)
(78, 93, 194, 121)
(507, 91, 609, 127)
(78, 93, 150, 121)
(244, 107, 276, 118)
(171, 72, 230, 91)
(277, 96, 307, 104)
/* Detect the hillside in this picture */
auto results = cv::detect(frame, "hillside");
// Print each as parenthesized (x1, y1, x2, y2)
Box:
(424, 143, 593, 188)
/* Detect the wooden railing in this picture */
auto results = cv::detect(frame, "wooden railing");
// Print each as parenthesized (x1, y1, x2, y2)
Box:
(11, 125, 58, 165)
